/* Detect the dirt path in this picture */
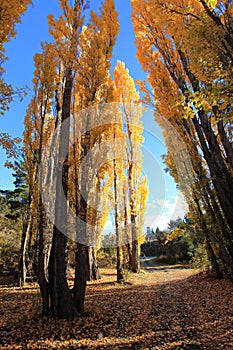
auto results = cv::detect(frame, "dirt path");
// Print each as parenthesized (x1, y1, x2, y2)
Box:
(1, 264, 233, 349)
(134, 257, 199, 285)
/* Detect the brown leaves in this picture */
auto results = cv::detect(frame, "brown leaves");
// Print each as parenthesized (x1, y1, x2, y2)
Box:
(1, 267, 233, 349)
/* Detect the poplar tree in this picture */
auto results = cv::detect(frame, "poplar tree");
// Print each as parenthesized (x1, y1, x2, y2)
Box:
(23, 0, 119, 318)
(131, 0, 233, 276)
(112, 61, 147, 273)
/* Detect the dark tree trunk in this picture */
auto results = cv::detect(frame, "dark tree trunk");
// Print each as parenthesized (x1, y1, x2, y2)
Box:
(193, 195, 223, 278)
(48, 70, 76, 319)
(204, 234, 222, 279)
(178, 50, 233, 232)
(131, 239, 140, 273)
(131, 215, 140, 273)
(73, 134, 92, 312)
(37, 198, 50, 316)
(184, 119, 233, 274)
(74, 243, 88, 313)
(192, 114, 233, 232)
(113, 158, 125, 283)
(217, 119, 233, 169)
(49, 229, 76, 318)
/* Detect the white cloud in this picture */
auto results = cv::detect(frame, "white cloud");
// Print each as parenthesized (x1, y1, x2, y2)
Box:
(102, 192, 188, 234)
(104, 219, 114, 228)
(156, 199, 173, 209)
(144, 214, 170, 231)
(145, 192, 188, 231)
(146, 200, 158, 209)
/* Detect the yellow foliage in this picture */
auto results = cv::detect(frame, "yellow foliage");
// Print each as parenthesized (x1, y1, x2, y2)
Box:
(165, 227, 183, 243)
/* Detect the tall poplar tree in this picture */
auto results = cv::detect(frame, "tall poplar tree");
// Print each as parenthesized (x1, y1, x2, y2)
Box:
(23, 42, 59, 307)
(23, 0, 119, 318)
(71, 0, 119, 311)
(112, 61, 147, 273)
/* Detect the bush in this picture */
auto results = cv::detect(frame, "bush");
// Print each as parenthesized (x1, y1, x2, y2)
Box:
(0, 230, 21, 273)
(97, 248, 116, 268)
(191, 244, 211, 270)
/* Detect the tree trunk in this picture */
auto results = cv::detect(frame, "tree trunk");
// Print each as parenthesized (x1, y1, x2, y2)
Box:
(126, 243, 132, 269)
(217, 119, 233, 169)
(116, 246, 125, 282)
(87, 247, 102, 281)
(18, 200, 32, 287)
(73, 127, 92, 311)
(49, 228, 76, 318)
(48, 70, 76, 319)
(204, 234, 222, 279)
(131, 239, 140, 273)
(193, 194, 225, 278)
(179, 50, 233, 232)
(37, 198, 50, 316)
(131, 215, 140, 273)
(192, 114, 233, 232)
(113, 158, 125, 283)
(74, 242, 88, 313)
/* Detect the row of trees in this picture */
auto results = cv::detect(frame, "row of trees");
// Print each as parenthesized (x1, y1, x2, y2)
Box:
(1, 0, 233, 319)
(16, 0, 148, 319)
(132, 0, 233, 278)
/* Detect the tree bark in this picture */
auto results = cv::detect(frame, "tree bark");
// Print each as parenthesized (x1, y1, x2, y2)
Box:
(178, 50, 233, 232)
(74, 243, 88, 313)
(116, 246, 125, 282)
(131, 239, 140, 273)
(48, 70, 76, 319)
(37, 197, 50, 316)
(18, 196, 32, 287)
(217, 119, 233, 169)
(113, 158, 125, 283)
(204, 234, 222, 279)
(131, 215, 140, 273)
(87, 247, 102, 281)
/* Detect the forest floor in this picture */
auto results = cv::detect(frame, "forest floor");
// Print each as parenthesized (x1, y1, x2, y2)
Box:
(1, 260, 233, 349)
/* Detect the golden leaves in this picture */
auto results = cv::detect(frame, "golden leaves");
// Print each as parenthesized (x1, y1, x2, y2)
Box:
(113, 61, 140, 104)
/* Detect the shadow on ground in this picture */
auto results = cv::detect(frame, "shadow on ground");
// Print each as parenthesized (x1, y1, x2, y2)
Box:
(1, 268, 233, 349)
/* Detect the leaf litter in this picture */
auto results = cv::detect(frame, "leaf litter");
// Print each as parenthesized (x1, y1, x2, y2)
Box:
(1, 265, 233, 349)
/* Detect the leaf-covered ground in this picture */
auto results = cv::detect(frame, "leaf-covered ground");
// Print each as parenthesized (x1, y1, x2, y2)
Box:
(1, 263, 233, 349)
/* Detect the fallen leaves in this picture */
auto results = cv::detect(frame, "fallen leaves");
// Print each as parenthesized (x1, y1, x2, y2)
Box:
(1, 266, 233, 349)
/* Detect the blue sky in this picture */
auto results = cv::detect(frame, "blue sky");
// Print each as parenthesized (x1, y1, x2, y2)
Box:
(0, 0, 187, 230)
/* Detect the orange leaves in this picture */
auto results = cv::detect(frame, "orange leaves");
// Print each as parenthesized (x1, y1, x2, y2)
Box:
(113, 61, 140, 104)
(2, 269, 233, 349)
(75, 0, 119, 108)
(0, 0, 32, 49)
